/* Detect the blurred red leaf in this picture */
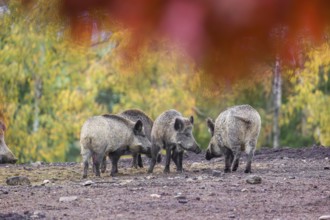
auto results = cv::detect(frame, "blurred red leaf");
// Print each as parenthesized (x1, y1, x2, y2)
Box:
(59, 0, 330, 77)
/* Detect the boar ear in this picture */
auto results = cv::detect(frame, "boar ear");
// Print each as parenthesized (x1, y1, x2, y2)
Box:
(206, 118, 215, 136)
(134, 120, 143, 133)
(189, 116, 194, 125)
(174, 118, 184, 131)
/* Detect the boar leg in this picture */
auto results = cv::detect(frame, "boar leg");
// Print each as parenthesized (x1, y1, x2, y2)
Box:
(109, 152, 121, 176)
(171, 150, 178, 167)
(164, 145, 173, 173)
(244, 140, 256, 173)
(232, 150, 241, 172)
(147, 144, 160, 173)
(176, 151, 184, 173)
(137, 154, 143, 168)
(131, 153, 143, 168)
(82, 150, 92, 178)
(92, 153, 103, 177)
(131, 153, 138, 169)
(100, 155, 107, 173)
(223, 147, 234, 173)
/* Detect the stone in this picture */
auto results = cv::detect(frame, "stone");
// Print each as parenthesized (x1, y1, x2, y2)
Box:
(190, 162, 202, 169)
(178, 198, 188, 204)
(197, 176, 204, 181)
(146, 175, 155, 180)
(174, 195, 186, 200)
(0, 189, 9, 194)
(319, 215, 330, 220)
(43, 180, 50, 184)
(31, 161, 43, 167)
(23, 166, 33, 171)
(119, 179, 133, 186)
(212, 170, 222, 177)
(241, 188, 248, 192)
(150, 194, 161, 198)
(30, 211, 45, 219)
(82, 180, 94, 186)
(59, 196, 78, 202)
(246, 175, 262, 184)
(174, 194, 188, 203)
(6, 176, 31, 186)
(324, 167, 330, 170)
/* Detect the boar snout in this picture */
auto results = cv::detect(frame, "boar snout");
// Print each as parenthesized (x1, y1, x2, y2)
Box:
(205, 149, 213, 160)
(0, 155, 17, 164)
(9, 158, 17, 164)
(138, 145, 150, 155)
(194, 145, 202, 154)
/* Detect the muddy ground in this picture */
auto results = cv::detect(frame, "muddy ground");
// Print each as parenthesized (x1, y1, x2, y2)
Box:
(0, 146, 330, 220)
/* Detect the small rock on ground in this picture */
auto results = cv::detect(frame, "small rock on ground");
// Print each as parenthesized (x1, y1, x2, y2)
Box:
(246, 175, 262, 184)
(178, 199, 188, 204)
(82, 180, 94, 186)
(190, 162, 202, 169)
(6, 176, 31, 186)
(174, 195, 187, 200)
(319, 215, 330, 220)
(212, 170, 222, 177)
(150, 194, 161, 198)
(30, 211, 46, 219)
(59, 196, 78, 202)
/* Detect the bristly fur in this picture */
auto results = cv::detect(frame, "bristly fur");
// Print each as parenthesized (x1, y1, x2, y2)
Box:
(102, 114, 133, 127)
(119, 109, 153, 126)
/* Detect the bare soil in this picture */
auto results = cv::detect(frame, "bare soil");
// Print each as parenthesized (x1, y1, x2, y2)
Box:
(0, 146, 330, 220)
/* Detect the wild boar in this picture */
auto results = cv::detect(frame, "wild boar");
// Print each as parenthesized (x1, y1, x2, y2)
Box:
(80, 114, 151, 178)
(0, 121, 17, 164)
(148, 109, 201, 174)
(205, 104, 261, 173)
(119, 109, 154, 168)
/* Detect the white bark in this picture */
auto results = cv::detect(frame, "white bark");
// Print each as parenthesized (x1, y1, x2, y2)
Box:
(273, 57, 282, 149)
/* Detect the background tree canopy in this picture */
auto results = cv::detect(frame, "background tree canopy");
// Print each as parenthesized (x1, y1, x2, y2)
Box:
(0, 1, 329, 163)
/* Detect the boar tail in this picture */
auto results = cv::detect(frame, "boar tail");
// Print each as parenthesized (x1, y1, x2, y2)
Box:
(233, 115, 251, 124)
(81, 136, 93, 150)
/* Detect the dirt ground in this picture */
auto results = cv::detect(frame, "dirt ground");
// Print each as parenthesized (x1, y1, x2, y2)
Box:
(0, 146, 329, 220)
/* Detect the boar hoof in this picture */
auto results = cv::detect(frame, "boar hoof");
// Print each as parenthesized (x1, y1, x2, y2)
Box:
(244, 169, 252, 173)
(82, 174, 87, 179)
(224, 168, 231, 173)
(110, 171, 118, 177)
(156, 154, 162, 163)
(163, 168, 170, 174)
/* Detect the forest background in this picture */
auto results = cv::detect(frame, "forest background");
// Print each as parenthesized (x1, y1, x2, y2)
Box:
(0, 1, 329, 163)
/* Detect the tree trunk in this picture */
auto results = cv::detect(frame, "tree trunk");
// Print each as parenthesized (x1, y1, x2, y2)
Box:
(272, 57, 282, 149)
